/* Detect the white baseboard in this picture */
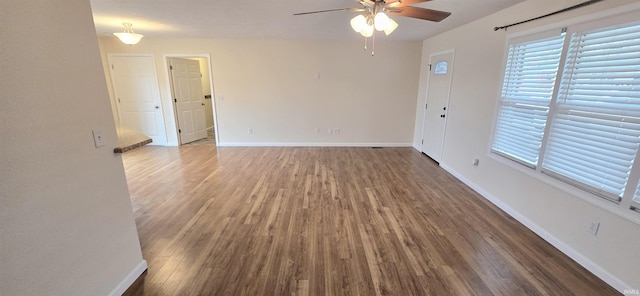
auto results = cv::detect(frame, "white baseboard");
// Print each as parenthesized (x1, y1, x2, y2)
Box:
(216, 142, 413, 147)
(438, 163, 630, 294)
(109, 260, 147, 296)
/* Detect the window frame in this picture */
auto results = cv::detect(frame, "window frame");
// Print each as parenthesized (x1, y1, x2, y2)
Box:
(489, 6, 640, 224)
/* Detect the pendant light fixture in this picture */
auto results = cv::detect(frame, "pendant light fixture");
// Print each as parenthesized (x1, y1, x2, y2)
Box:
(114, 23, 144, 45)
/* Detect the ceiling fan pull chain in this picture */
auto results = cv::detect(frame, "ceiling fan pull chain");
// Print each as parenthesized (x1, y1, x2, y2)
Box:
(364, 36, 368, 51)
(372, 32, 376, 56)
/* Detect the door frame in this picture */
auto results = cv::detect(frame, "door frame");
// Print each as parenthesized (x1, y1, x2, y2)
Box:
(420, 49, 455, 162)
(163, 54, 219, 146)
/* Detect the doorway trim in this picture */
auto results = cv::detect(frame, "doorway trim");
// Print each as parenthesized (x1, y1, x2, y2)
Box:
(162, 54, 219, 146)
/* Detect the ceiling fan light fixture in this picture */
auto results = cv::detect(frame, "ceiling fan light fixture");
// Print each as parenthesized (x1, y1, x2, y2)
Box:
(360, 23, 374, 37)
(351, 11, 398, 37)
(350, 15, 367, 33)
(384, 18, 399, 35)
(374, 12, 391, 31)
(114, 23, 144, 45)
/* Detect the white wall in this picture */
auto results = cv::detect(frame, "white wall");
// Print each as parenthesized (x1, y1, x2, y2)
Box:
(0, 1, 146, 295)
(413, 0, 640, 291)
(98, 38, 422, 146)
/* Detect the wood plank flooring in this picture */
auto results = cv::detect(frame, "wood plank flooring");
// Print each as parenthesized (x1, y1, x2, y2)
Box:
(121, 146, 619, 296)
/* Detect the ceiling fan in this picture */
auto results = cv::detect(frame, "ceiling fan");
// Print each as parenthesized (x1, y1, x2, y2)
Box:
(294, 0, 451, 54)
(294, 0, 451, 24)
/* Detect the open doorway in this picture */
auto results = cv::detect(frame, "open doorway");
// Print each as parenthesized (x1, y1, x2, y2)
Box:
(166, 55, 217, 146)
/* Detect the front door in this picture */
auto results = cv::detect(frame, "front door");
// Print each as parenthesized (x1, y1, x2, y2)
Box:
(421, 50, 454, 163)
(168, 58, 207, 144)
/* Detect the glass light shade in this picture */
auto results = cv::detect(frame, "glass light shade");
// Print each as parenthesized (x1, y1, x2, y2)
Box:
(350, 15, 367, 33)
(114, 23, 144, 45)
(360, 24, 374, 37)
(114, 32, 144, 45)
(384, 18, 399, 36)
(374, 12, 391, 31)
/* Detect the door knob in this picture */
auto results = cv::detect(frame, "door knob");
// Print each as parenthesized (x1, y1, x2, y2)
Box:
(154, 106, 159, 109)
(443, 107, 447, 110)
(201, 103, 205, 106)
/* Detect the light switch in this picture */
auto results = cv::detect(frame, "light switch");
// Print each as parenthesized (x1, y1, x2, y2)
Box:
(92, 129, 105, 148)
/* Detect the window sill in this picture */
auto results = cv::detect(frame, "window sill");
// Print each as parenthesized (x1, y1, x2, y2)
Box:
(488, 152, 640, 226)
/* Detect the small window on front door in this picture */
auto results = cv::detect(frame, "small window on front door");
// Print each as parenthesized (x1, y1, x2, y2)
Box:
(434, 61, 448, 75)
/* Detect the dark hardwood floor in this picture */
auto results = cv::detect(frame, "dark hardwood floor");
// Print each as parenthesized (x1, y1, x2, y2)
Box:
(121, 145, 619, 296)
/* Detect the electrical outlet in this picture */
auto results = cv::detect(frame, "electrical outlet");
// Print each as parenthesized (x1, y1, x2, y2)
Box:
(334, 128, 340, 135)
(472, 158, 480, 166)
(328, 129, 333, 135)
(587, 221, 600, 236)
(248, 128, 253, 135)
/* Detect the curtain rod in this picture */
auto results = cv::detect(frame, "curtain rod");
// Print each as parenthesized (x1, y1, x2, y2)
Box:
(494, 0, 604, 31)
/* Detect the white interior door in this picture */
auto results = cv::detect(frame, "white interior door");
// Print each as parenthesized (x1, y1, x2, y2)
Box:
(109, 55, 167, 145)
(169, 58, 207, 144)
(421, 50, 455, 163)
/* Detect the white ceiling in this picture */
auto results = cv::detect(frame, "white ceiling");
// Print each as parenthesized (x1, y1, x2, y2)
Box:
(91, 0, 526, 41)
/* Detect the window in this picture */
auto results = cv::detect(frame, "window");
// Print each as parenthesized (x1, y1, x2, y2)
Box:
(434, 61, 448, 75)
(492, 16, 640, 213)
(541, 21, 640, 202)
(491, 31, 566, 168)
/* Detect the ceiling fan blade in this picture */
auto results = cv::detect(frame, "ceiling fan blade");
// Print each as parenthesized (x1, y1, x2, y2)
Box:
(386, 0, 433, 8)
(355, 0, 375, 6)
(388, 6, 451, 22)
(294, 7, 364, 16)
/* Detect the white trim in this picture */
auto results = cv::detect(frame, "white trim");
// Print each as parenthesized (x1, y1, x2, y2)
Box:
(438, 163, 631, 294)
(108, 260, 147, 296)
(217, 142, 413, 147)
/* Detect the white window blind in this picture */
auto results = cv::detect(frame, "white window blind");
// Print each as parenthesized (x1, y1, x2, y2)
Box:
(541, 21, 640, 202)
(492, 33, 565, 168)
